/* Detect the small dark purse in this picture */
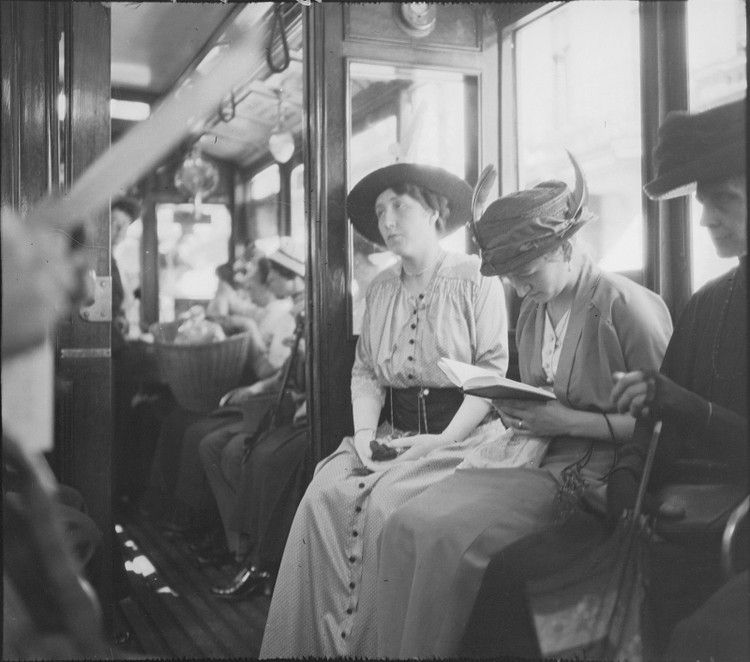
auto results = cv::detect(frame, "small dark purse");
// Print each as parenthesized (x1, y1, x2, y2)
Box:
(652, 460, 747, 542)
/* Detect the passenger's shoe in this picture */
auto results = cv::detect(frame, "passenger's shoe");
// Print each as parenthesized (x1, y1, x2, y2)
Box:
(209, 565, 272, 599)
(188, 528, 222, 553)
(195, 548, 235, 568)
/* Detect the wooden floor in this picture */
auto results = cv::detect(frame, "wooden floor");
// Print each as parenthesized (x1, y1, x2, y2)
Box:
(113, 513, 270, 659)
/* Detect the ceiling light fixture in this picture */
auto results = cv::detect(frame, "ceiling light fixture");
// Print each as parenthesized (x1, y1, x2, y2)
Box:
(268, 88, 295, 164)
(174, 145, 220, 218)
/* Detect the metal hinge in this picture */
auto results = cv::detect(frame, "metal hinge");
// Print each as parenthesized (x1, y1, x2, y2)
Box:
(79, 276, 112, 322)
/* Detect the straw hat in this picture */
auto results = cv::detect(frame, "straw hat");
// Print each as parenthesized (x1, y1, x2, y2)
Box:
(644, 98, 746, 200)
(346, 163, 472, 246)
(268, 237, 305, 278)
(474, 153, 592, 277)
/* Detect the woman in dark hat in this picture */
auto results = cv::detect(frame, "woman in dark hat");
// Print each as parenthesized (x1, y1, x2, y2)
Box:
(457, 99, 747, 660)
(609, 97, 747, 658)
(261, 163, 509, 658)
(376, 154, 674, 658)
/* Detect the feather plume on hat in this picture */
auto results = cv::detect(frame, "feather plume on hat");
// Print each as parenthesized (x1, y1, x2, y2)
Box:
(475, 152, 593, 277)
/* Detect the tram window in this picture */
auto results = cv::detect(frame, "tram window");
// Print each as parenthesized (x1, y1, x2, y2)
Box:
(347, 62, 474, 334)
(290, 162, 305, 240)
(687, 0, 747, 291)
(511, 1, 643, 279)
(246, 163, 281, 241)
(114, 217, 144, 334)
(153, 202, 232, 321)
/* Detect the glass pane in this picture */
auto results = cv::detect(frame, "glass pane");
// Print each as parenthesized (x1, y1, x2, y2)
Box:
(348, 61, 473, 334)
(514, 1, 643, 277)
(113, 217, 143, 334)
(687, 0, 746, 291)
(290, 162, 305, 240)
(154, 202, 232, 321)
(245, 164, 280, 241)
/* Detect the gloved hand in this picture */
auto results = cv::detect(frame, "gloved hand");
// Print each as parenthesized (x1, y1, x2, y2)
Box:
(611, 369, 710, 429)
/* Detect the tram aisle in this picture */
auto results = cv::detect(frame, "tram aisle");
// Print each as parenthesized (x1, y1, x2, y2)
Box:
(113, 512, 270, 658)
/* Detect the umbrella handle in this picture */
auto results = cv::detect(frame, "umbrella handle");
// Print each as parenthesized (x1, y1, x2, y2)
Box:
(632, 419, 662, 519)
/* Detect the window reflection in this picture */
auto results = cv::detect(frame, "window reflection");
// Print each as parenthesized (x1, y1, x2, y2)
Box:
(290, 163, 305, 240)
(245, 164, 280, 242)
(150, 203, 232, 322)
(688, 0, 746, 291)
(513, 1, 643, 277)
(347, 62, 473, 334)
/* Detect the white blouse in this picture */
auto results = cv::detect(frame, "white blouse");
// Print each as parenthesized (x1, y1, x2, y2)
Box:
(351, 252, 509, 408)
(541, 307, 571, 384)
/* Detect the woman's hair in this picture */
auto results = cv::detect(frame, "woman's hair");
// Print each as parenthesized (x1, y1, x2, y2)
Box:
(216, 262, 235, 284)
(543, 235, 589, 265)
(111, 196, 141, 221)
(255, 256, 271, 284)
(390, 182, 450, 234)
(269, 259, 297, 282)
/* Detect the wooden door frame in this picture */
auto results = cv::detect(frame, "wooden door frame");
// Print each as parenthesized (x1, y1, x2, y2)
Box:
(2, 0, 116, 627)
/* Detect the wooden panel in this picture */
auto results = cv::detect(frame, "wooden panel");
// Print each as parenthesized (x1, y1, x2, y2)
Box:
(55, 0, 116, 623)
(306, 3, 357, 461)
(18, 2, 50, 214)
(638, 1, 691, 318)
(639, 2, 663, 297)
(0, 2, 21, 210)
(0, 2, 52, 214)
(345, 3, 480, 51)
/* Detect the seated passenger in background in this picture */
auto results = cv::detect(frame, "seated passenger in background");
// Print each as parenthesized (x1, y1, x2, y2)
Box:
(208, 313, 307, 599)
(145, 244, 302, 541)
(460, 98, 747, 660)
(260, 163, 509, 659)
(186, 242, 306, 566)
(376, 154, 673, 658)
(206, 261, 243, 318)
(208, 241, 271, 332)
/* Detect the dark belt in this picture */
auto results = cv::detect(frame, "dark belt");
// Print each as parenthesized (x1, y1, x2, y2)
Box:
(383, 387, 464, 435)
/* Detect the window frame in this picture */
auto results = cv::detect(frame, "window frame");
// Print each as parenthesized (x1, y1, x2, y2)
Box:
(500, 1, 698, 319)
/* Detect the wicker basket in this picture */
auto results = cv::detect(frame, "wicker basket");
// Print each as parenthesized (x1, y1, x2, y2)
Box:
(149, 321, 252, 414)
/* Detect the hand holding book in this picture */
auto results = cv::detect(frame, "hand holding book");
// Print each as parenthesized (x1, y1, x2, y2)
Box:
(437, 358, 555, 401)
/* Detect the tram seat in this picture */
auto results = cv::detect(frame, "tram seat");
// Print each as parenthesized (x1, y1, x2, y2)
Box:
(661, 497, 749, 660)
(643, 460, 748, 655)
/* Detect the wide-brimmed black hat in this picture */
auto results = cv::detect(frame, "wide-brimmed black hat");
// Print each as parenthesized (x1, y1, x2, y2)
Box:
(644, 98, 746, 200)
(346, 163, 472, 246)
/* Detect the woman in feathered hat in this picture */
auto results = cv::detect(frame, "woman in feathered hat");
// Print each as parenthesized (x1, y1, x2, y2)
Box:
(457, 99, 748, 661)
(376, 153, 674, 658)
(261, 163, 509, 658)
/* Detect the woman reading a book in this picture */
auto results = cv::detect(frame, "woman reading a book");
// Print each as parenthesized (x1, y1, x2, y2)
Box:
(260, 163, 509, 658)
(375, 154, 674, 658)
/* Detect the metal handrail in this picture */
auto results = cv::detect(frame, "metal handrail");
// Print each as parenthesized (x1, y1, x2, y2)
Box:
(721, 496, 749, 578)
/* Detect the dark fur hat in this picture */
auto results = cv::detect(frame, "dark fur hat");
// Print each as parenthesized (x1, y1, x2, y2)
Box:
(644, 98, 746, 200)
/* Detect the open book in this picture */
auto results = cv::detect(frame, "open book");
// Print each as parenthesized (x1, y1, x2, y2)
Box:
(438, 357, 556, 401)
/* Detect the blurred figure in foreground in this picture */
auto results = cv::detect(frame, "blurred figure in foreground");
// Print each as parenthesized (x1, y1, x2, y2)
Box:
(2, 208, 111, 659)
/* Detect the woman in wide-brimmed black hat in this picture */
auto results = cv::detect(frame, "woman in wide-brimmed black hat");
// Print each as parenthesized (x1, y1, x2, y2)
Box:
(261, 163, 510, 658)
(376, 153, 674, 659)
